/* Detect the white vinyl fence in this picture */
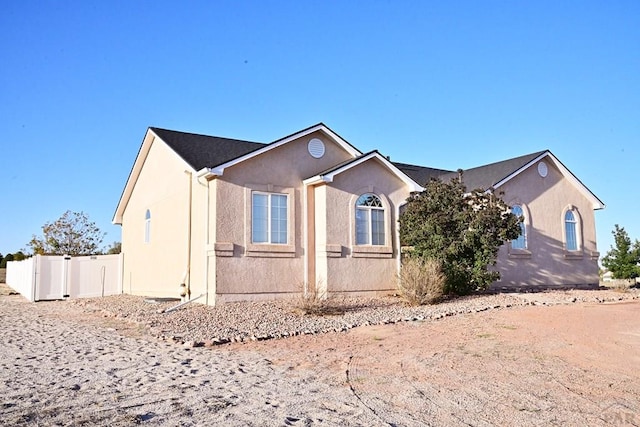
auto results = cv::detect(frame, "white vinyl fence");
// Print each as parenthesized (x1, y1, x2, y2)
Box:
(6, 254, 123, 302)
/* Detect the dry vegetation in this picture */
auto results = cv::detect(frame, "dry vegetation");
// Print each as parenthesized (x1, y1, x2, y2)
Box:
(398, 257, 445, 305)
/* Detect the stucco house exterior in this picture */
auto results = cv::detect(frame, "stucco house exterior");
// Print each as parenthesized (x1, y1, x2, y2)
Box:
(113, 123, 604, 304)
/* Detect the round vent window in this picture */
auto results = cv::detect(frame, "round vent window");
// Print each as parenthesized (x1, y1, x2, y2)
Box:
(308, 138, 325, 158)
(538, 161, 548, 177)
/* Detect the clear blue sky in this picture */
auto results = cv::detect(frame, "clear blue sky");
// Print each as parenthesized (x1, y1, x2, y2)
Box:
(1, 1, 638, 260)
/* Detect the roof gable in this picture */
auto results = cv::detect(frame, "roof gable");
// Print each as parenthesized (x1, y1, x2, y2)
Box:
(303, 151, 424, 192)
(206, 123, 362, 176)
(441, 150, 604, 210)
(439, 151, 547, 190)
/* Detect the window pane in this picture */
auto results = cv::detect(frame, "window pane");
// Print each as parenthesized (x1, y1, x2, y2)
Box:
(565, 211, 577, 251)
(371, 209, 385, 245)
(355, 208, 369, 245)
(270, 194, 287, 244)
(144, 209, 151, 243)
(511, 205, 526, 249)
(252, 194, 268, 243)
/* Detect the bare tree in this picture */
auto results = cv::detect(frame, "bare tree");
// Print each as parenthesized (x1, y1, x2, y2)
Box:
(28, 211, 105, 256)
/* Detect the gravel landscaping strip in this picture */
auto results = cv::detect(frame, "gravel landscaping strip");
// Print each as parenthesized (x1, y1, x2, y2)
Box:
(71, 287, 640, 347)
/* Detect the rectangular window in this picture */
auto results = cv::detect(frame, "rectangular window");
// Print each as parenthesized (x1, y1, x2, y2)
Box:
(252, 192, 288, 244)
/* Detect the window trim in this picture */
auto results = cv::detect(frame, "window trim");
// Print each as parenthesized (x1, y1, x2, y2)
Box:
(563, 206, 582, 255)
(244, 184, 295, 257)
(355, 193, 385, 246)
(510, 204, 527, 250)
(350, 190, 393, 258)
(251, 191, 288, 245)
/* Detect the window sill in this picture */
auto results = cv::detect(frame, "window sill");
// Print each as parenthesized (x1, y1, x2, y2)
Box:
(214, 242, 234, 257)
(508, 249, 531, 259)
(351, 245, 393, 258)
(564, 251, 584, 260)
(322, 244, 343, 258)
(246, 243, 295, 258)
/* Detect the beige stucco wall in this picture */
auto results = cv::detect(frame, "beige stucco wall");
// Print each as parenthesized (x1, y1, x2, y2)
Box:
(120, 137, 193, 298)
(211, 130, 355, 303)
(314, 158, 410, 296)
(494, 159, 600, 287)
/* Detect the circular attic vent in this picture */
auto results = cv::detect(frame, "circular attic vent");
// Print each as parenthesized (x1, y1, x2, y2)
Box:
(538, 161, 548, 177)
(308, 138, 325, 158)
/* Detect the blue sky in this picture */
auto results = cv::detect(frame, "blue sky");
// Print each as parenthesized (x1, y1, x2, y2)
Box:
(1, 1, 638, 260)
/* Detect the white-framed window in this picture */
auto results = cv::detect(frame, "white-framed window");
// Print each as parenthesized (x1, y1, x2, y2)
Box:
(144, 209, 151, 243)
(355, 194, 385, 245)
(564, 210, 578, 251)
(511, 205, 527, 249)
(252, 192, 288, 244)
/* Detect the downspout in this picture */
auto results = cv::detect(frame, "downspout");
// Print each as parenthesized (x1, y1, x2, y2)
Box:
(182, 170, 193, 300)
(302, 182, 309, 295)
(196, 168, 213, 305)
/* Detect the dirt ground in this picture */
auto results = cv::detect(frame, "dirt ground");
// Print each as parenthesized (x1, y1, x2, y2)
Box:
(2, 283, 639, 426)
(233, 301, 640, 426)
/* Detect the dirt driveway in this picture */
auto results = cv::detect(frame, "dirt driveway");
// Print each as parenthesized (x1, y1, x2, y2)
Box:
(2, 284, 639, 426)
(236, 301, 640, 426)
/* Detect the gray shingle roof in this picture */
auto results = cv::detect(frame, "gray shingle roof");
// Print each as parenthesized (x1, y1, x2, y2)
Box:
(152, 126, 549, 194)
(150, 127, 266, 171)
(393, 162, 455, 186)
(440, 150, 548, 191)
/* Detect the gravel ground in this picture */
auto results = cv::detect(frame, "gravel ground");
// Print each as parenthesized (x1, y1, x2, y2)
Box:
(70, 286, 640, 347)
(3, 283, 640, 426)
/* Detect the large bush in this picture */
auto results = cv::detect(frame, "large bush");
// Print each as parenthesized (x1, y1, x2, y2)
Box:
(399, 176, 521, 295)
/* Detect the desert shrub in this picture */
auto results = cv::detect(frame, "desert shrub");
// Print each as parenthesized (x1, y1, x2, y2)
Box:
(293, 280, 344, 316)
(398, 257, 445, 305)
(611, 279, 632, 293)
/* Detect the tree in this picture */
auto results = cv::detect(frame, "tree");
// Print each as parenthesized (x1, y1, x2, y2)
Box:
(602, 225, 640, 281)
(0, 253, 14, 268)
(399, 176, 521, 295)
(106, 241, 122, 254)
(28, 211, 105, 256)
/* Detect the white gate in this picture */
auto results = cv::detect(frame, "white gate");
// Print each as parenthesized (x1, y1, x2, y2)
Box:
(6, 254, 123, 302)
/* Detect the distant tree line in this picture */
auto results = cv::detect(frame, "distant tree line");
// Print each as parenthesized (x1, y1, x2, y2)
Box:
(0, 251, 27, 268)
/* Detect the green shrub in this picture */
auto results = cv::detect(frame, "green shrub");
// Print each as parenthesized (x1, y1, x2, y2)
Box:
(398, 257, 445, 305)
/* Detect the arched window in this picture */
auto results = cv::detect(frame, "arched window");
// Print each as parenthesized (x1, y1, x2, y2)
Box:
(511, 205, 527, 249)
(355, 194, 385, 245)
(144, 209, 151, 243)
(564, 210, 578, 251)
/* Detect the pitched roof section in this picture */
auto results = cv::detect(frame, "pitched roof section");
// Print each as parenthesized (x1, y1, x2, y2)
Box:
(150, 127, 266, 171)
(206, 123, 362, 176)
(440, 150, 547, 190)
(393, 161, 454, 186)
(303, 151, 424, 192)
(439, 150, 604, 210)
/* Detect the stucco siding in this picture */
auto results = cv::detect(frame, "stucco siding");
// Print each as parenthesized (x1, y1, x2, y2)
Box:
(121, 138, 193, 298)
(495, 159, 599, 287)
(317, 158, 410, 295)
(212, 130, 355, 301)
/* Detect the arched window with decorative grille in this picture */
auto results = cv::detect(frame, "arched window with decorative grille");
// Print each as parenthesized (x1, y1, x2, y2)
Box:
(355, 194, 385, 245)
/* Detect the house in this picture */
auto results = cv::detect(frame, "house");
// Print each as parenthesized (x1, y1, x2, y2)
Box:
(113, 123, 604, 304)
